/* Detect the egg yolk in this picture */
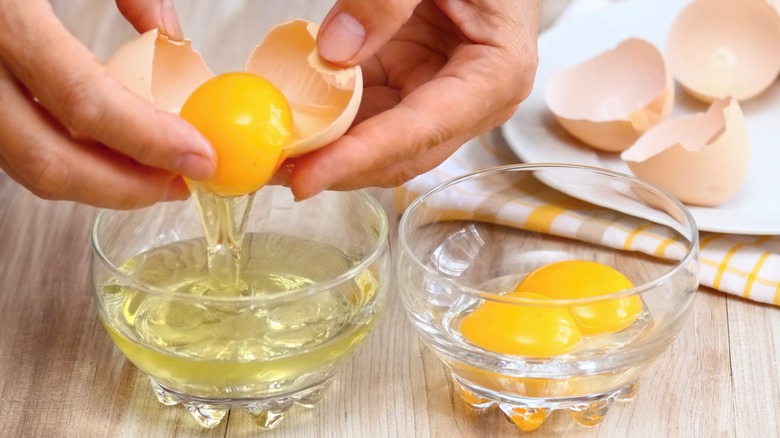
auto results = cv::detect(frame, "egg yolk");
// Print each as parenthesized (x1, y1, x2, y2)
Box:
(460, 292, 582, 357)
(179, 72, 293, 196)
(515, 260, 642, 336)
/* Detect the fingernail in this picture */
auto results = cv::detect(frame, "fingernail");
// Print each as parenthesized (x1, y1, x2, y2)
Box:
(161, 0, 183, 40)
(171, 152, 214, 181)
(318, 12, 365, 63)
(163, 178, 191, 201)
(194, 136, 216, 161)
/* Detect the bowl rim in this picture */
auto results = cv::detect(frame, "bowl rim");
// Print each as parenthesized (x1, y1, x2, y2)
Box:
(397, 163, 700, 306)
(91, 188, 390, 303)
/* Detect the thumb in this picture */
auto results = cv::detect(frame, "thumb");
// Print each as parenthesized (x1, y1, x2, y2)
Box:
(115, 0, 183, 40)
(317, 0, 421, 66)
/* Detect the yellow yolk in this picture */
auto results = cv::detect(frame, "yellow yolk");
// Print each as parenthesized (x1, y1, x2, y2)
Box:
(460, 292, 582, 357)
(179, 72, 293, 196)
(515, 260, 642, 336)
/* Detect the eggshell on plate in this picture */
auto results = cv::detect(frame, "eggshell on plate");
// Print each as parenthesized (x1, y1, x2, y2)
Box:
(245, 20, 363, 157)
(667, 0, 780, 102)
(544, 38, 673, 153)
(105, 20, 362, 158)
(620, 97, 749, 207)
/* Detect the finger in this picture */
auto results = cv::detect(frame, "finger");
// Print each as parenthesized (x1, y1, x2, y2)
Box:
(289, 59, 524, 199)
(326, 138, 464, 191)
(115, 0, 183, 40)
(291, 104, 514, 197)
(0, 2, 215, 182)
(295, 1, 539, 198)
(438, 0, 541, 50)
(0, 65, 189, 209)
(317, 0, 422, 65)
(267, 159, 296, 187)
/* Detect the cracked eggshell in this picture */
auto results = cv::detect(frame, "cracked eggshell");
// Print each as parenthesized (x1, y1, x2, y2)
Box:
(105, 29, 214, 114)
(245, 20, 363, 157)
(620, 97, 749, 207)
(667, 0, 780, 102)
(105, 20, 362, 158)
(545, 38, 673, 153)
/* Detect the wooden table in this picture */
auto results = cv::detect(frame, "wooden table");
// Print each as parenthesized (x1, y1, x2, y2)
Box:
(1, 1, 777, 436)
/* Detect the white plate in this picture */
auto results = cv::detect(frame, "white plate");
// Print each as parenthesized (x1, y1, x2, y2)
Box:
(502, 0, 780, 235)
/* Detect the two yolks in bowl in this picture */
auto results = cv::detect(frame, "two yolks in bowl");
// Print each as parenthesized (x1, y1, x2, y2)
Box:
(460, 260, 642, 358)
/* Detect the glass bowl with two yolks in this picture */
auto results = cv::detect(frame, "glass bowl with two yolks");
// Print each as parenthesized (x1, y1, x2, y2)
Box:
(397, 164, 699, 431)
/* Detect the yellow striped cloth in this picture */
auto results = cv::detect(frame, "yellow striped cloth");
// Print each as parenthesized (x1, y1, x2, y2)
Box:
(395, 130, 780, 306)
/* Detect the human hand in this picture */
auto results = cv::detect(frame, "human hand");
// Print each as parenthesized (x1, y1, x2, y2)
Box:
(287, 0, 540, 199)
(0, 0, 214, 209)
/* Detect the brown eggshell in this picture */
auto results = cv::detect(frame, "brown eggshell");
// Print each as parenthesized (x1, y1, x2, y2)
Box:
(667, 0, 780, 102)
(545, 38, 673, 153)
(105, 29, 214, 114)
(620, 97, 749, 207)
(245, 20, 363, 157)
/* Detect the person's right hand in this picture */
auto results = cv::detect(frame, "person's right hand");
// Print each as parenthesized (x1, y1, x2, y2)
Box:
(0, 0, 215, 209)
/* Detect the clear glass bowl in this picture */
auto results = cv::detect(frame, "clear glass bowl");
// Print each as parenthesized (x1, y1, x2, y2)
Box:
(397, 164, 699, 431)
(91, 186, 390, 429)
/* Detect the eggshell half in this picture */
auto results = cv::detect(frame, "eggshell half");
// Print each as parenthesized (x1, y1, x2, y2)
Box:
(545, 38, 673, 153)
(105, 29, 214, 114)
(620, 97, 749, 207)
(245, 20, 363, 157)
(667, 0, 780, 102)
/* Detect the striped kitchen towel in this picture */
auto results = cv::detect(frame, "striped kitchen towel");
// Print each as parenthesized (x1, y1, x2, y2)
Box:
(395, 131, 780, 306)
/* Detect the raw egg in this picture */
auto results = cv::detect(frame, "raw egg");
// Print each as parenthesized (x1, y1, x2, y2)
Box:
(514, 260, 641, 336)
(544, 38, 673, 153)
(105, 20, 362, 164)
(179, 72, 292, 196)
(667, 0, 780, 102)
(460, 292, 582, 357)
(621, 97, 749, 207)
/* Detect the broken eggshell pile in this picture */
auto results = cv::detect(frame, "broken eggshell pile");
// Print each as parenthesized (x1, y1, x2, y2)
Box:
(543, 0, 780, 207)
(105, 19, 362, 158)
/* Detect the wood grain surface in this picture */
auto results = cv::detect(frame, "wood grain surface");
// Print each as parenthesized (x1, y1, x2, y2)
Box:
(0, 1, 776, 436)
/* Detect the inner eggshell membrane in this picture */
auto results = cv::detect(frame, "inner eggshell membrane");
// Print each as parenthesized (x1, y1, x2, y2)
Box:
(667, 0, 780, 102)
(105, 30, 214, 114)
(545, 38, 673, 153)
(245, 20, 363, 157)
(621, 97, 749, 207)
